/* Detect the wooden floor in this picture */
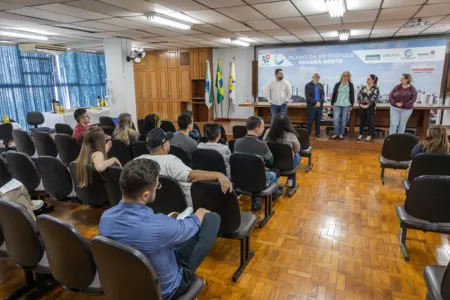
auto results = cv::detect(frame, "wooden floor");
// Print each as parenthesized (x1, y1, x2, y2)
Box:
(0, 149, 447, 299)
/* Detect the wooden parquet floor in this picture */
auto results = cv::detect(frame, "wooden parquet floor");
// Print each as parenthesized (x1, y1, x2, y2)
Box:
(0, 149, 448, 300)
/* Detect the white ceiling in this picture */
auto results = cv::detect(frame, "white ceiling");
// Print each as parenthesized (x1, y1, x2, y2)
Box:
(0, 0, 449, 51)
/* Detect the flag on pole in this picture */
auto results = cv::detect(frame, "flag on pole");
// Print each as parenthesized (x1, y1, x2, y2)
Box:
(215, 59, 224, 104)
(205, 60, 212, 109)
(229, 58, 236, 105)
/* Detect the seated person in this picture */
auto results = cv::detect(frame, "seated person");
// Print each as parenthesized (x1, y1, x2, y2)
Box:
(72, 108, 90, 146)
(264, 114, 300, 187)
(75, 127, 121, 187)
(411, 125, 450, 158)
(139, 114, 161, 141)
(234, 116, 282, 212)
(171, 113, 198, 160)
(99, 159, 220, 300)
(0, 179, 44, 220)
(183, 110, 200, 142)
(135, 128, 232, 207)
(113, 113, 138, 145)
(198, 123, 231, 178)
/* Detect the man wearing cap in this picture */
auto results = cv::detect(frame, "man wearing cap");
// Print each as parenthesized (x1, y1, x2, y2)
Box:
(135, 128, 232, 206)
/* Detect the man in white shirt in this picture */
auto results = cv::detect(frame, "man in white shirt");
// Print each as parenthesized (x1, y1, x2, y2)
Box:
(136, 128, 232, 207)
(264, 68, 292, 123)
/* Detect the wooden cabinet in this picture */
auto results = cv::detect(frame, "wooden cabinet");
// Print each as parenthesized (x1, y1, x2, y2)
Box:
(168, 51, 178, 68)
(189, 49, 199, 80)
(158, 69, 168, 101)
(179, 50, 190, 69)
(198, 48, 207, 80)
(138, 69, 148, 100)
(179, 69, 191, 102)
(157, 51, 167, 69)
(168, 68, 179, 102)
(160, 101, 169, 120)
(149, 69, 158, 101)
(147, 52, 158, 69)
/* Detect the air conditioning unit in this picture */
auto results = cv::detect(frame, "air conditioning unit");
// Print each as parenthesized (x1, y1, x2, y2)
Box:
(18, 43, 66, 55)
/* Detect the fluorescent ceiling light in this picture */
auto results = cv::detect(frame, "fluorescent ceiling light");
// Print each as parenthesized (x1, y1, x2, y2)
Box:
(144, 12, 191, 30)
(230, 38, 249, 47)
(0, 31, 48, 41)
(15, 28, 53, 35)
(325, 0, 346, 18)
(0, 41, 15, 44)
(338, 30, 350, 41)
(238, 37, 255, 43)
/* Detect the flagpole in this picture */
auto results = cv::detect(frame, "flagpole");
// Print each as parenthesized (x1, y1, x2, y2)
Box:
(227, 57, 234, 119)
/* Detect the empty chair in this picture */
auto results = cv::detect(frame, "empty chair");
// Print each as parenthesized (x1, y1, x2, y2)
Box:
(102, 166, 122, 206)
(267, 142, 299, 197)
(107, 139, 132, 166)
(69, 162, 109, 207)
(0, 201, 59, 298)
(396, 175, 450, 261)
(33, 131, 58, 157)
(13, 129, 36, 156)
(379, 133, 418, 184)
(0, 122, 14, 152)
(99, 116, 115, 127)
(295, 127, 313, 173)
(232, 125, 247, 139)
(160, 120, 176, 133)
(27, 112, 50, 133)
(192, 181, 257, 282)
(423, 259, 450, 300)
(6, 152, 42, 195)
(0, 155, 12, 187)
(102, 126, 115, 136)
(36, 215, 103, 296)
(55, 123, 73, 136)
(170, 145, 192, 167)
(149, 175, 188, 215)
(230, 153, 278, 228)
(131, 141, 149, 158)
(35, 156, 73, 199)
(192, 149, 226, 175)
(137, 119, 144, 135)
(228, 139, 235, 153)
(91, 236, 205, 300)
(403, 153, 450, 192)
(55, 134, 80, 166)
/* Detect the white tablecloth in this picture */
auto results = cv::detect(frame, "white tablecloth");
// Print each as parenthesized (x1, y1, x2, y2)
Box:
(42, 108, 111, 129)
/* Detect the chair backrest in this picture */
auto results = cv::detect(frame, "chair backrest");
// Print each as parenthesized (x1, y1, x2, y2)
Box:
(191, 181, 241, 234)
(169, 145, 191, 167)
(193, 123, 201, 136)
(131, 141, 149, 158)
(102, 166, 122, 206)
(381, 133, 418, 161)
(36, 215, 96, 290)
(26, 112, 45, 127)
(55, 134, 80, 166)
(55, 123, 73, 136)
(267, 142, 294, 171)
(102, 126, 115, 137)
(0, 123, 13, 141)
(0, 155, 12, 187)
(230, 153, 267, 193)
(192, 149, 226, 175)
(441, 260, 450, 299)
(12, 129, 35, 156)
(69, 162, 109, 206)
(35, 156, 73, 198)
(149, 175, 187, 214)
(107, 139, 132, 166)
(99, 116, 115, 127)
(6, 151, 40, 192)
(232, 125, 247, 139)
(91, 236, 161, 300)
(295, 128, 310, 150)
(137, 119, 144, 135)
(259, 127, 269, 141)
(228, 139, 235, 153)
(405, 175, 450, 223)
(0, 201, 44, 268)
(33, 131, 58, 157)
(160, 120, 176, 133)
(408, 153, 450, 183)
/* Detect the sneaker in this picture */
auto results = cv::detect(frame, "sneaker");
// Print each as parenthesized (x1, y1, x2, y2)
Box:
(365, 136, 372, 142)
(31, 200, 44, 211)
(357, 135, 363, 140)
(315, 136, 324, 141)
(272, 187, 283, 200)
(339, 135, 344, 140)
(286, 179, 293, 187)
(331, 135, 338, 139)
(251, 202, 261, 212)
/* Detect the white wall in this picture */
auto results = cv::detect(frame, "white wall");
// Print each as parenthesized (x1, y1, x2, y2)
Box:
(213, 46, 255, 119)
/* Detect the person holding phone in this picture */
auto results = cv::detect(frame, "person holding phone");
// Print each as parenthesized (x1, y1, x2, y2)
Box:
(357, 74, 379, 142)
(264, 68, 292, 124)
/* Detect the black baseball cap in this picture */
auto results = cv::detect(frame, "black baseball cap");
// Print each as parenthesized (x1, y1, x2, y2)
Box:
(146, 128, 173, 149)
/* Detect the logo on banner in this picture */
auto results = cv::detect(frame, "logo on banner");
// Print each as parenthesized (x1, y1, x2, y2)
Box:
(259, 54, 292, 66)
(365, 54, 380, 61)
(261, 54, 271, 65)
(412, 66, 436, 73)
(404, 49, 413, 58)
(273, 54, 284, 65)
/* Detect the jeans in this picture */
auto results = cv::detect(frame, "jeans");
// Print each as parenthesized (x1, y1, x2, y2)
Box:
(333, 106, 350, 136)
(359, 106, 375, 135)
(270, 103, 288, 123)
(173, 212, 221, 297)
(389, 106, 413, 135)
(307, 107, 323, 138)
(288, 153, 301, 181)
(252, 171, 278, 205)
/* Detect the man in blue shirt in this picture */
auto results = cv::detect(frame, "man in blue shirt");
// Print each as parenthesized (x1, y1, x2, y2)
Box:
(304, 72, 325, 140)
(99, 159, 220, 299)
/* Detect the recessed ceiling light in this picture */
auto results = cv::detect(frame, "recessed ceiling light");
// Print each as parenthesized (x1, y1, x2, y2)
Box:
(338, 29, 350, 41)
(144, 12, 191, 30)
(238, 37, 255, 43)
(0, 31, 48, 41)
(325, 0, 346, 18)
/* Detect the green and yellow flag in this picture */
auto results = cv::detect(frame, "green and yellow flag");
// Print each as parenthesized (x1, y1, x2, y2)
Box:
(215, 59, 224, 104)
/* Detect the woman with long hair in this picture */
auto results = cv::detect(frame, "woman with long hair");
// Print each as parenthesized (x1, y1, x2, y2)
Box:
(411, 125, 449, 158)
(330, 71, 355, 140)
(113, 113, 138, 145)
(389, 73, 418, 135)
(76, 127, 121, 188)
(357, 74, 380, 142)
(139, 114, 161, 141)
(264, 114, 300, 187)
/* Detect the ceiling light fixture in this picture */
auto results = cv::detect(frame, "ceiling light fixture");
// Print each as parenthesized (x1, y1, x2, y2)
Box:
(338, 29, 350, 41)
(0, 31, 48, 41)
(238, 37, 255, 43)
(325, 0, 346, 18)
(230, 38, 250, 47)
(144, 12, 191, 30)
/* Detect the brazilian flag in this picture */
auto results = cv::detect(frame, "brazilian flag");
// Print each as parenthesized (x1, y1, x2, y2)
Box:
(215, 59, 224, 104)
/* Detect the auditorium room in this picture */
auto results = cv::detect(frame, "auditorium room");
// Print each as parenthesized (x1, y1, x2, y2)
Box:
(1, 0, 450, 299)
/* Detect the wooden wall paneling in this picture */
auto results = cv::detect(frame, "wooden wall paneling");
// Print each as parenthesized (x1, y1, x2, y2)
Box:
(138, 69, 149, 100)
(147, 52, 158, 69)
(168, 51, 178, 68)
(180, 69, 191, 102)
(170, 102, 180, 122)
(158, 69, 169, 101)
(168, 68, 179, 102)
(160, 101, 170, 120)
(157, 51, 167, 69)
(179, 50, 190, 69)
(190, 49, 199, 80)
(150, 101, 159, 115)
(149, 69, 158, 101)
(198, 48, 207, 80)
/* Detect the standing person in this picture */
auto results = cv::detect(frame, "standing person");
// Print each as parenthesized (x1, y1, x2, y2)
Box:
(264, 69, 292, 123)
(139, 114, 161, 141)
(171, 113, 198, 160)
(357, 74, 379, 142)
(113, 113, 139, 145)
(411, 125, 450, 158)
(330, 71, 355, 140)
(389, 73, 418, 135)
(305, 73, 325, 140)
(72, 108, 90, 146)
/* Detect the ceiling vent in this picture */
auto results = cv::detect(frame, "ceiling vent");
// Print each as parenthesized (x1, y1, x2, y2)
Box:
(18, 43, 66, 55)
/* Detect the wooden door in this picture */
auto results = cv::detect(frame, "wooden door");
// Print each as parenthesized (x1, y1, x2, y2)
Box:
(147, 52, 158, 69)
(168, 68, 179, 102)
(168, 51, 178, 68)
(149, 69, 158, 101)
(198, 48, 207, 80)
(157, 51, 167, 69)
(190, 49, 199, 80)
(179, 69, 191, 102)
